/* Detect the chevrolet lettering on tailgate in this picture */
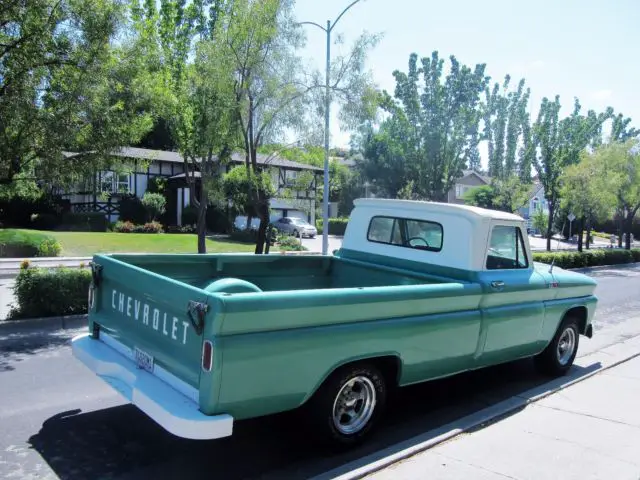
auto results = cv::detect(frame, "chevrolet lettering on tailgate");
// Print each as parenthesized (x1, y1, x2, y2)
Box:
(111, 289, 191, 345)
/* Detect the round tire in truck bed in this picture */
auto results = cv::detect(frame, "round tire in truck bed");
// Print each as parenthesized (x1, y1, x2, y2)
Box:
(203, 278, 263, 294)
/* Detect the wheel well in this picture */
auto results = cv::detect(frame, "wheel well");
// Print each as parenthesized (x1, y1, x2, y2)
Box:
(565, 306, 588, 335)
(335, 355, 402, 388)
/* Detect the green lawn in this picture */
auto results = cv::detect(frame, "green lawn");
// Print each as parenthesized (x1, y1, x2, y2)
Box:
(1, 229, 255, 257)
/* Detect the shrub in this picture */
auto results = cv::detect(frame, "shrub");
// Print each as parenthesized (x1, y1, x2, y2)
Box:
(113, 220, 135, 233)
(229, 226, 276, 245)
(0, 230, 62, 258)
(276, 234, 307, 251)
(30, 213, 60, 230)
(113, 220, 164, 233)
(8, 266, 91, 319)
(532, 248, 640, 269)
(59, 212, 108, 232)
(136, 221, 164, 233)
(182, 205, 199, 226)
(316, 217, 349, 235)
(37, 237, 62, 257)
(141, 192, 166, 221)
(118, 195, 147, 224)
(0, 193, 62, 228)
(167, 224, 197, 234)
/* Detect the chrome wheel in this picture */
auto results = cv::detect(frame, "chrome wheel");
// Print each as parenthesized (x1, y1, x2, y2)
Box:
(556, 327, 576, 366)
(332, 376, 377, 435)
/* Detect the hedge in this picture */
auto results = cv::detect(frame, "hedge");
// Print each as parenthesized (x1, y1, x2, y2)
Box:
(532, 248, 640, 269)
(58, 212, 109, 232)
(113, 220, 164, 233)
(0, 230, 62, 257)
(7, 266, 91, 319)
(316, 217, 349, 235)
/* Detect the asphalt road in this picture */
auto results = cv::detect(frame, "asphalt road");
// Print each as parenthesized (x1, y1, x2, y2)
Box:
(1, 264, 640, 480)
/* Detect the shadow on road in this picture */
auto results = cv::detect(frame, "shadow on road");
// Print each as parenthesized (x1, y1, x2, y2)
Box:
(26, 357, 602, 480)
(0, 327, 80, 373)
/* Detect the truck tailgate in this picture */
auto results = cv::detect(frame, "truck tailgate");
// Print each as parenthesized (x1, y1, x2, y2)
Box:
(87, 255, 209, 391)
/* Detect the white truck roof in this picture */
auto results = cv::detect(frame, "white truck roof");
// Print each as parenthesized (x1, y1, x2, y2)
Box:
(352, 198, 524, 222)
(342, 198, 529, 272)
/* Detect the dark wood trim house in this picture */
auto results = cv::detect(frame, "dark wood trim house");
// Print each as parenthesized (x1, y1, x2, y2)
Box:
(57, 147, 323, 226)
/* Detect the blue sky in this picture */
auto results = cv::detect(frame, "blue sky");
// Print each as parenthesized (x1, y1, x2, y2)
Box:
(293, 0, 639, 162)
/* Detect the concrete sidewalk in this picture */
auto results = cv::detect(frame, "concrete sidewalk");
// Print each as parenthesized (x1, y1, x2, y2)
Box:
(366, 355, 640, 480)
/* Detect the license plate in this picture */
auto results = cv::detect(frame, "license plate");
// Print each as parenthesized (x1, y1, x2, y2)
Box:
(134, 346, 154, 373)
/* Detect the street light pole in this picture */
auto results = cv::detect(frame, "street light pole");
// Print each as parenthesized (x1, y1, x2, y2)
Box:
(298, 0, 364, 255)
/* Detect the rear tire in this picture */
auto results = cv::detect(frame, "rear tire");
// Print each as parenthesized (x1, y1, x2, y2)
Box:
(306, 363, 387, 450)
(534, 315, 580, 377)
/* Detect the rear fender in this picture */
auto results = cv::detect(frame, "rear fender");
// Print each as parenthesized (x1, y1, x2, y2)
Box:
(300, 352, 403, 405)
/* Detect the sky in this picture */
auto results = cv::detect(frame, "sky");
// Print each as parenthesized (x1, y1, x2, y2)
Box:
(291, 0, 640, 165)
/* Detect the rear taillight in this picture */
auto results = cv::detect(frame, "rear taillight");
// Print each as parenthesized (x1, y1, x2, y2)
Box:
(202, 340, 213, 372)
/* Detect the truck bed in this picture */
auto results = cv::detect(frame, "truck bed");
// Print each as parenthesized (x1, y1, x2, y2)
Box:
(108, 252, 459, 292)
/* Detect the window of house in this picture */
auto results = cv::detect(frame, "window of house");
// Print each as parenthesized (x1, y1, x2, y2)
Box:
(99, 171, 130, 194)
(486, 225, 529, 270)
(455, 184, 471, 198)
(367, 216, 443, 252)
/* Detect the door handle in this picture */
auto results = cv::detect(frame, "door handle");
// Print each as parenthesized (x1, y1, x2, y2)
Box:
(490, 280, 505, 290)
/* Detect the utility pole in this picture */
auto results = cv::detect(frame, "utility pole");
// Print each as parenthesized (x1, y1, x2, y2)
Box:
(298, 0, 365, 255)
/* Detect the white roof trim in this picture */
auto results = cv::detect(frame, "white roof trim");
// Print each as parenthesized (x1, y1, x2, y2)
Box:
(353, 198, 524, 222)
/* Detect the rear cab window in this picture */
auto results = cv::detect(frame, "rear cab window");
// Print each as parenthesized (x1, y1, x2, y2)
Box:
(486, 225, 529, 270)
(367, 216, 443, 252)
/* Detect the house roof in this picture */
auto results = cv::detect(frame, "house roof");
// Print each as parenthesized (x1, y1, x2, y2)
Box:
(461, 169, 491, 184)
(62, 146, 323, 172)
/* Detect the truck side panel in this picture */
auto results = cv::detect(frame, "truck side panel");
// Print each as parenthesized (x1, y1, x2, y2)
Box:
(216, 308, 482, 420)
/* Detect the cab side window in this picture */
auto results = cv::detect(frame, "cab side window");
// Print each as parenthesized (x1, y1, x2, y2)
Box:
(486, 225, 529, 270)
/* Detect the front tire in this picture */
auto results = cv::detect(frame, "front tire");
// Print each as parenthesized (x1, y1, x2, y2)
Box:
(306, 363, 387, 449)
(535, 315, 580, 376)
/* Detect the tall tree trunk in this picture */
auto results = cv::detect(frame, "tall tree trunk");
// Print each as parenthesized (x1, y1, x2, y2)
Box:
(254, 189, 269, 255)
(585, 216, 592, 250)
(625, 215, 633, 250)
(618, 211, 624, 248)
(546, 202, 555, 251)
(197, 184, 207, 254)
(577, 216, 584, 253)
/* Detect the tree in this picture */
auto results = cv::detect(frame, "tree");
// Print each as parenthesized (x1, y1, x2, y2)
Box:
(483, 75, 531, 180)
(463, 185, 495, 209)
(532, 209, 548, 236)
(141, 192, 167, 222)
(221, 0, 380, 253)
(610, 113, 640, 143)
(1, 0, 153, 188)
(532, 96, 612, 250)
(559, 151, 616, 251)
(462, 176, 530, 213)
(379, 51, 490, 201)
(595, 140, 640, 249)
(358, 115, 411, 199)
(128, 0, 238, 253)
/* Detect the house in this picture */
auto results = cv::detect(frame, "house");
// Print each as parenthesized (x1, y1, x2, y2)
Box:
(446, 170, 491, 204)
(518, 182, 550, 233)
(58, 147, 323, 226)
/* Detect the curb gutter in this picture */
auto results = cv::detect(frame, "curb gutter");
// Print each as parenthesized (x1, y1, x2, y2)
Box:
(311, 335, 640, 480)
(0, 314, 88, 332)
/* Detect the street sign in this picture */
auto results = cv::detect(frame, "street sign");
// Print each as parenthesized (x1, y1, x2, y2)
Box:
(568, 213, 576, 222)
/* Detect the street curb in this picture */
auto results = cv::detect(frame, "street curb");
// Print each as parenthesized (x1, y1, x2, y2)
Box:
(571, 261, 640, 274)
(312, 337, 640, 480)
(0, 314, 88, 332)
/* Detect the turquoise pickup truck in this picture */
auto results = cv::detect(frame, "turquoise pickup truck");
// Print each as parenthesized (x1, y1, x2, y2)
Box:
(72, 199, 597, 447)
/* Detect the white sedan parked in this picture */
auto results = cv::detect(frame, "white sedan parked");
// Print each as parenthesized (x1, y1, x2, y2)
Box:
(272, 217, 317, 238)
